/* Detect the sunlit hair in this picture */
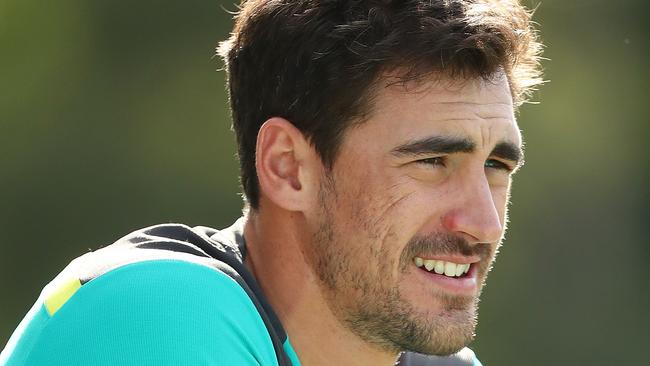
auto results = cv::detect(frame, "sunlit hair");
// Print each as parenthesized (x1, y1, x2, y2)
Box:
(218, 0, 544, 208)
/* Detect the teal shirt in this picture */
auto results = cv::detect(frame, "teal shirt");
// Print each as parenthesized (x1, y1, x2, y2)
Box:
(1, 260, 301, 366)
(1, 220, 481, 366)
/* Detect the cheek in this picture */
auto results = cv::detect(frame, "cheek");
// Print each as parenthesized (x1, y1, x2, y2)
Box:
(338, 181, 400, 242)
(333, 168, 417, 252)
(333, 155, 396, 221)
(491, 186, 510, 221)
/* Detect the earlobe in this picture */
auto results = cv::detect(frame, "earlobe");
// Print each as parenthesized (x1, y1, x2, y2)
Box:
(255, 118, 315, 211)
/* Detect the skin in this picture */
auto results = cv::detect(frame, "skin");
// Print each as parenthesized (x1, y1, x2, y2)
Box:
(244, 73, 522, 366)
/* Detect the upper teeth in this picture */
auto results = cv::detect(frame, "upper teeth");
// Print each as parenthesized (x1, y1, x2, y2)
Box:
(414, 257, 470, 277)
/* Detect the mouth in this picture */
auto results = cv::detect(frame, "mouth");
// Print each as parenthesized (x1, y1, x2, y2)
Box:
(412, 256, 480, 295)
(413, 257, 473, 278)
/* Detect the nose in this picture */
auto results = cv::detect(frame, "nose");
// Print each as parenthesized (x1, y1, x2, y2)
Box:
(441, 174, 504, 244)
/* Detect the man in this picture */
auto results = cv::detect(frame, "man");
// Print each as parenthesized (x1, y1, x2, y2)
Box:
(1, 0, 542, 365)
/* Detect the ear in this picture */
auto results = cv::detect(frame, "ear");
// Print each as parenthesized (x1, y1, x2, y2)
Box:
(255, 117, 319, 211)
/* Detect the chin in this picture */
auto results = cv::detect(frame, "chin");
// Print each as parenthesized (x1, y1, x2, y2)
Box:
(409, 304, 478, 356)
(345, 290, 479, 357)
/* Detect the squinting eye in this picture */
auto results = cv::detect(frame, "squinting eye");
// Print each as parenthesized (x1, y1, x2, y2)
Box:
(416, 157, 446, 168)
(485, 159, 512, 171)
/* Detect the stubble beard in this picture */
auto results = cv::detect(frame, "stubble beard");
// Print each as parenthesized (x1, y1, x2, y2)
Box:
(308, 178, 497, 356)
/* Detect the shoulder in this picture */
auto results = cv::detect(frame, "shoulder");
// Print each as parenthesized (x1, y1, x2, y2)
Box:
(1, 259, 278, 366)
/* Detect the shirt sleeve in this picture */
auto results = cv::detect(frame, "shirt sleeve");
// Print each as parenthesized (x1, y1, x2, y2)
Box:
(1, 260, 279, 366)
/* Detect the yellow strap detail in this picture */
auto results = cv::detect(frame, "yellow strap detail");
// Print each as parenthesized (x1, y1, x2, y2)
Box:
(44, 278, 82, 316)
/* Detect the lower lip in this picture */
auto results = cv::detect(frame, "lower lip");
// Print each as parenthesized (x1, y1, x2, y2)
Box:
(414, 263, 479, 296)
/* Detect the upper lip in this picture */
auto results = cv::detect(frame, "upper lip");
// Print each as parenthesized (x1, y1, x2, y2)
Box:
(413, 254, 481, 265)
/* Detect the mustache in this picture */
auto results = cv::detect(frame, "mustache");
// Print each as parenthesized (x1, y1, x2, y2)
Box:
(400, 233, 492, 269)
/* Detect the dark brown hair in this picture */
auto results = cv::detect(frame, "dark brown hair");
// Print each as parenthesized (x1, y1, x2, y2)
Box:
(218, 0, 543, 209)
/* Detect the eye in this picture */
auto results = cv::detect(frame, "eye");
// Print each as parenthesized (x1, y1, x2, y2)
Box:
(415, 156, 446, 168)
(485, 159, 513, 172)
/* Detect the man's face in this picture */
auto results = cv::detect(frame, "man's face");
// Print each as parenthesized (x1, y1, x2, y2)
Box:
(305, 74, 522, 355)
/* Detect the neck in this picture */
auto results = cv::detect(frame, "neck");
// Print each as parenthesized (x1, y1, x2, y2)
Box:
(243, 208, 399, 366)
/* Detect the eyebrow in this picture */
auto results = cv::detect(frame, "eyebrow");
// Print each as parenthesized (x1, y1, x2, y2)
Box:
(491, 141, 524, 167)
(391, 136, 524, 166)
(391, 136, 475, 157)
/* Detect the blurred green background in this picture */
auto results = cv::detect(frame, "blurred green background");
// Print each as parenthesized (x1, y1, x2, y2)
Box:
(1, 1, 647, 364)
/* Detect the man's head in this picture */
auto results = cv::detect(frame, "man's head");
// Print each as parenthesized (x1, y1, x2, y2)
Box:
(219, 0, 541, 210)
(219, 0, 542, 357)
(304, 74, 521, 355)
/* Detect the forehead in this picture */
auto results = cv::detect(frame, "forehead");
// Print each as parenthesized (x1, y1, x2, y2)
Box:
(351, 73, 521, 151)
